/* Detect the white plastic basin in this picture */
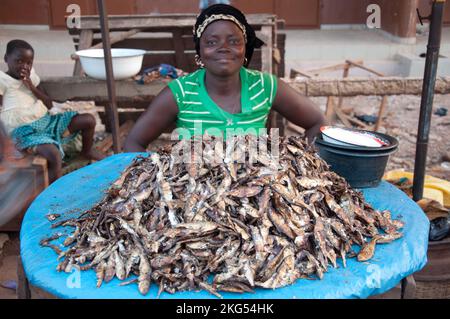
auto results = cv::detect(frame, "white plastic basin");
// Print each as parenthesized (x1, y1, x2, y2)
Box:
(320, 126, 389, 148)
(76, 48, 146, 80)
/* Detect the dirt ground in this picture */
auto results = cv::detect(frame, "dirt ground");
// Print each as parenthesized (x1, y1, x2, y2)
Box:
(133, 93, 450, 182)
(1, 94, 449, 299)
(0, 233, 19, 299)
(301, 94, 450, 181)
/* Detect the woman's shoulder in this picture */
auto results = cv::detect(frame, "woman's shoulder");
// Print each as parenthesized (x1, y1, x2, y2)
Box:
(167, 69, 204, 97)
(173, 69, 204, 85)
(243, 67, 277, 85)
(243, 67, 276, 77)
(243, 68, 277, 92)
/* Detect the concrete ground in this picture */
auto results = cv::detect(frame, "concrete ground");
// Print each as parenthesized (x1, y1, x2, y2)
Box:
(284, 26, 450, 77)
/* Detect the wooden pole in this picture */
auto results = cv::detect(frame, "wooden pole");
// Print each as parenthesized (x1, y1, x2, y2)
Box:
(413, 0, 445, 201)
(336, 62, 351, 112)
(374, 95, 388, 131)
(97, 0, 121, 153)
(325, 96, 335, 123)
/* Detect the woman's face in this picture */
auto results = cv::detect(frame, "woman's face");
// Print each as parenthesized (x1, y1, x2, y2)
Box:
(199, 20, 245, 76)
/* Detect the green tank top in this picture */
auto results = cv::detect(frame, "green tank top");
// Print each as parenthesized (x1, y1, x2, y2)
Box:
(168, 67, 277, 139)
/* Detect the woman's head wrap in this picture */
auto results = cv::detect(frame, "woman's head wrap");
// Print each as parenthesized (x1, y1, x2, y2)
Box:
(193, 4, 264, 67)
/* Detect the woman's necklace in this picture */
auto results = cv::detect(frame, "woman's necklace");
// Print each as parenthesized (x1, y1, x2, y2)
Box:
(224, 94, 241, 126)
(229, 94, 241, 114)
(206, 73, 241, 125)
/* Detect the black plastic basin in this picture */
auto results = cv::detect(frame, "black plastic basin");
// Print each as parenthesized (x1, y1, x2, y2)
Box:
(314, 131, 399, 188)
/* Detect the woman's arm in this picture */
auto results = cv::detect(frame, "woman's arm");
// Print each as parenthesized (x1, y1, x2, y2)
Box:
(272, 79, 326, 143)
(124, 87, 179, 152)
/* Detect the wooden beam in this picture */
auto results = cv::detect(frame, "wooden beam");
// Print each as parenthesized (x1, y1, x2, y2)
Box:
(97, 0, 120, 153)
(334, 104, 353, 128)
(40, 76, 450, 101)
(290, 68, 313, 79)
(32, 156, 49, 189)
(325, 96, 336, 122)
(17, 256, 31, 299)
(259, 25, 273, 74)
(172, 29, 189, 71)
(345, 113, 371, 129)
(40, 77, 166, 102)
(336, 62, 351, 110)
(308, 63, 349, 76)
(286, 77, 450, 96)
(286, 122, 304, 135)
(95, 120, 134, 153)
(77, 14, 275, 31)
(401, 275, 416, 299)
(346, 60, 385, 77)
(374, 95, 388, 131)
(73, 30, 93, 76)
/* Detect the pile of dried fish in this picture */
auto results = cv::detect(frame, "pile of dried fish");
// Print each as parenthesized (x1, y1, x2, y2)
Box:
(42, 135, 404, 297)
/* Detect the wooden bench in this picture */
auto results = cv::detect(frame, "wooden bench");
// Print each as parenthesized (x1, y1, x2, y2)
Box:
(0, 155, 49, 232)
(70, 14, 283, 75)
(68, 14, 286, 138)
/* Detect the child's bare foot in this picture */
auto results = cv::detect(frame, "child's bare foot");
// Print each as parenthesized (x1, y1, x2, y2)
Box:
(81, 148, 105, 161)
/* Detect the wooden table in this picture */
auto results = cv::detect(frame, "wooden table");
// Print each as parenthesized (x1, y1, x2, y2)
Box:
(18, 155, 428, 299)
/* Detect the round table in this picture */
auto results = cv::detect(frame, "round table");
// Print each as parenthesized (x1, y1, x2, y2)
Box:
(20, 153, 429, 299)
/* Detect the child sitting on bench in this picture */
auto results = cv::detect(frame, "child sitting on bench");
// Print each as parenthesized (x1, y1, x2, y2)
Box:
(0, 39, 104, 183)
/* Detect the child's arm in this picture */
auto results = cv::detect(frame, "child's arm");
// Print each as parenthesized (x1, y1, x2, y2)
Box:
(21, 69, 53, 110)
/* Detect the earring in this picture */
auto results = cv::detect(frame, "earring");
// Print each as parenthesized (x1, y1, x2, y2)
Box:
(243, 57, 248, 66)
(195, 54, 205, 68)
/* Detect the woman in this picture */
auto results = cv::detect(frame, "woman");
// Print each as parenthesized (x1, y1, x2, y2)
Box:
(124, 4, 325, 152)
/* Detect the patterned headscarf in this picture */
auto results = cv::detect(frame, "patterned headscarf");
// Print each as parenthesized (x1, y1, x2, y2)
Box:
(193, 4, 264, 67)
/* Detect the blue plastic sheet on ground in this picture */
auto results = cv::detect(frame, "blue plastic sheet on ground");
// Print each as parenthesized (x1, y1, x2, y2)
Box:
(20, 153, 429, 299)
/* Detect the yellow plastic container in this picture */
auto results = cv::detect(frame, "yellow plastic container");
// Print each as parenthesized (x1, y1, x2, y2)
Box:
(383, 170, 450, 207)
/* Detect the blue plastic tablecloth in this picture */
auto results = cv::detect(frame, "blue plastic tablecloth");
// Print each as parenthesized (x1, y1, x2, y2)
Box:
(20, 153, 429, 299)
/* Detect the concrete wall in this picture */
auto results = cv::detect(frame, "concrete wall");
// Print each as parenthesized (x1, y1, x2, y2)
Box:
(321, 0, 371, 25)
(320, 0, 421, 39)
(2, 0, 448, 38)
(418, 0, 450, 25)
(374, 0, 418, 39)
(0, 0, 49, 25)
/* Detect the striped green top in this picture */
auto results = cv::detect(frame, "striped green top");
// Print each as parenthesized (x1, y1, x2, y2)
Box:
(168, 67, 277, 139)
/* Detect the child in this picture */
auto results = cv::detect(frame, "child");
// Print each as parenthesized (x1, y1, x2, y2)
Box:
(0, 39, 104, 183)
